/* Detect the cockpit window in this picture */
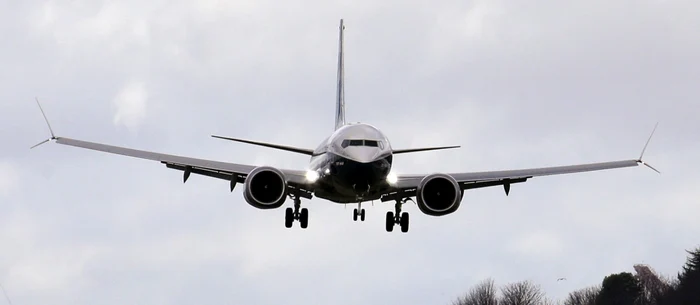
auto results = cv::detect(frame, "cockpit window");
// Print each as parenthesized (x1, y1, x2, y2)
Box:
(341, 139, 383, 149)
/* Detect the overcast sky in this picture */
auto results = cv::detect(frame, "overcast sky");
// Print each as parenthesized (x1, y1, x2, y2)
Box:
(1, 0, 699, 304)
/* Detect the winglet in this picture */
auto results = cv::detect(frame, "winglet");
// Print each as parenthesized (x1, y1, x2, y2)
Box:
(31, 97, 58, 149)
(636, 122, 660, 174)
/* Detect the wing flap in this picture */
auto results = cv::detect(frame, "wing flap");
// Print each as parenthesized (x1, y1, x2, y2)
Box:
(164, 163, 242, 182)
(382, 176, 530, 202)
(461, 177, 529, 190)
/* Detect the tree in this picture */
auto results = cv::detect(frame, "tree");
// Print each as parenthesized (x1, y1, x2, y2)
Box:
(669, 247, 700, 305)
(540, 297, 560, 305)
(595, 272, 642, 305)
(448, 245, 700, 305)
(633, 264, 674, 305)
(563, 286, 599, 305)
(499, 280, 545, 305)
(452, 278, 498, 305)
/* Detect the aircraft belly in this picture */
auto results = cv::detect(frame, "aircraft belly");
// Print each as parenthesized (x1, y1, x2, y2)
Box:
(311, 153, 389, 202)
(335, 158, 387, 185)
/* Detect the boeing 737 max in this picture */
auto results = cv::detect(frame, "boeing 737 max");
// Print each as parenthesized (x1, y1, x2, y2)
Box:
(31, 19, 659, 233)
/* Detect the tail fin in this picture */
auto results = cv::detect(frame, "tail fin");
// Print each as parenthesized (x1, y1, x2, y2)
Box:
(334, 19, 346, 130)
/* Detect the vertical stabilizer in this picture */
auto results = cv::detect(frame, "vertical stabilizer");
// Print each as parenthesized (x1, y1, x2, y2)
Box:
(334, 19, 346, 130)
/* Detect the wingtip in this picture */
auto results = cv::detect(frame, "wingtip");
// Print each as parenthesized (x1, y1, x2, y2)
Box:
(32, 97, 58, 149)
(638, 122, 659, 160)
(645, 162, 661, 174)
(30, 139, 49, 149)
(636, 160, 661, 174)
(634, 122, 660, 174)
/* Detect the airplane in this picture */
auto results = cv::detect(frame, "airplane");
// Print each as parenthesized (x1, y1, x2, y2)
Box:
(31, 19, 660, 233)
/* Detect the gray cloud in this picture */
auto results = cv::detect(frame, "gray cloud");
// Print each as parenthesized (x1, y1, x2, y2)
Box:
(1, 0, 699, 304)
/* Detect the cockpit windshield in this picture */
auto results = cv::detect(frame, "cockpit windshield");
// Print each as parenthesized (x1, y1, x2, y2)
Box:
(341, 139, 384, 149)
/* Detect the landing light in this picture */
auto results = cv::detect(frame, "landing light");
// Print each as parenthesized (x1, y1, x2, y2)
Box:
(386, 172, 398, 184)
(305, 170, 320, 182)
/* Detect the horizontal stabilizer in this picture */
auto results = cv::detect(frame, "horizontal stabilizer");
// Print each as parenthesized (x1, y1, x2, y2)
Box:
(392, 145, 460, 154)
(211, 135, 314, 156)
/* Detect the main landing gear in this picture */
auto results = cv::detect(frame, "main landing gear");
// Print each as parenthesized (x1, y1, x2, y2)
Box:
(285, 194, 308, 229)
(353, 202, 366, 221)
(386, 198, 411, 233)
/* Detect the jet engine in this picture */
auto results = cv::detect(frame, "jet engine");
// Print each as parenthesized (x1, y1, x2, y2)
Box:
(415, 173, 462, 216)
(243, 166, 288, 209)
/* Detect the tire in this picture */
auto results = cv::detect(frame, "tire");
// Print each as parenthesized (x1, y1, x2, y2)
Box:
(360, 209, 365, 221)
(285, 207, 293, 228)
(400, 212, 409, 233)
(300, 208, 309, 229)
(385, 211, 394, 232)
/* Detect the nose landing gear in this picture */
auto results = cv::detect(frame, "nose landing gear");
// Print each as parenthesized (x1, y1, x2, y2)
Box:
(353, 201, 365, 221)
(351, 183, 369, 222)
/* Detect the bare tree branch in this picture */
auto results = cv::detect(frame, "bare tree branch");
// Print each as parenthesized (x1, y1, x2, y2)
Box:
(563, 285, 599, 305)
(453, 278, 499, 305)
(634, 264, 676, 305)
(539, 297, 560, 305)
(499, 280, 545, 305)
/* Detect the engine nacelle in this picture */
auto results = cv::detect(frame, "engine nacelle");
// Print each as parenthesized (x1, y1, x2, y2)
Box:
(416, 173, 462, 216)
(243, 166, 288, 209)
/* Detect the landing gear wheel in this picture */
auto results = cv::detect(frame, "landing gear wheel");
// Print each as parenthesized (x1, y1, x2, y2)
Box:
(360, 209, 365, 221)
(285, 194, 309, 229)
(386, 198, 411, 233)
(400, 212, 409, 233)
(353, 208, 358, 221)
(300, 208, 309, 229)
(285, 207, 294, 228)
(385, 211, 394, 232)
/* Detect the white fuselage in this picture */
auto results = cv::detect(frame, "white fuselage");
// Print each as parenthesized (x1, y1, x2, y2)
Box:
(306, 123, 395, 203)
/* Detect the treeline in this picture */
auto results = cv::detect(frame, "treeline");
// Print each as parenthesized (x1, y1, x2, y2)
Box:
(451, 246, 699, 305)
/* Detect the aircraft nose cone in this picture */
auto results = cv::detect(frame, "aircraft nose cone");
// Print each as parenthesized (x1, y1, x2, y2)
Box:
(345, 147, 380, 163)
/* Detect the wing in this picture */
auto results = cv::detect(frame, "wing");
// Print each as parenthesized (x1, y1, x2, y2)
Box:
(53, 137, 312, 193)
(392, 159, 640, 193)
(29, 98, 315, 195)
(384, 124, 660, 201)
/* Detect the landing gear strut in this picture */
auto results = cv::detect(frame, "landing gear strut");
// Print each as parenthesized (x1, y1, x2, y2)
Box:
(285, 194, 308, 229)
(353, 202, 366, 221)
(386, 198, 411, 233)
